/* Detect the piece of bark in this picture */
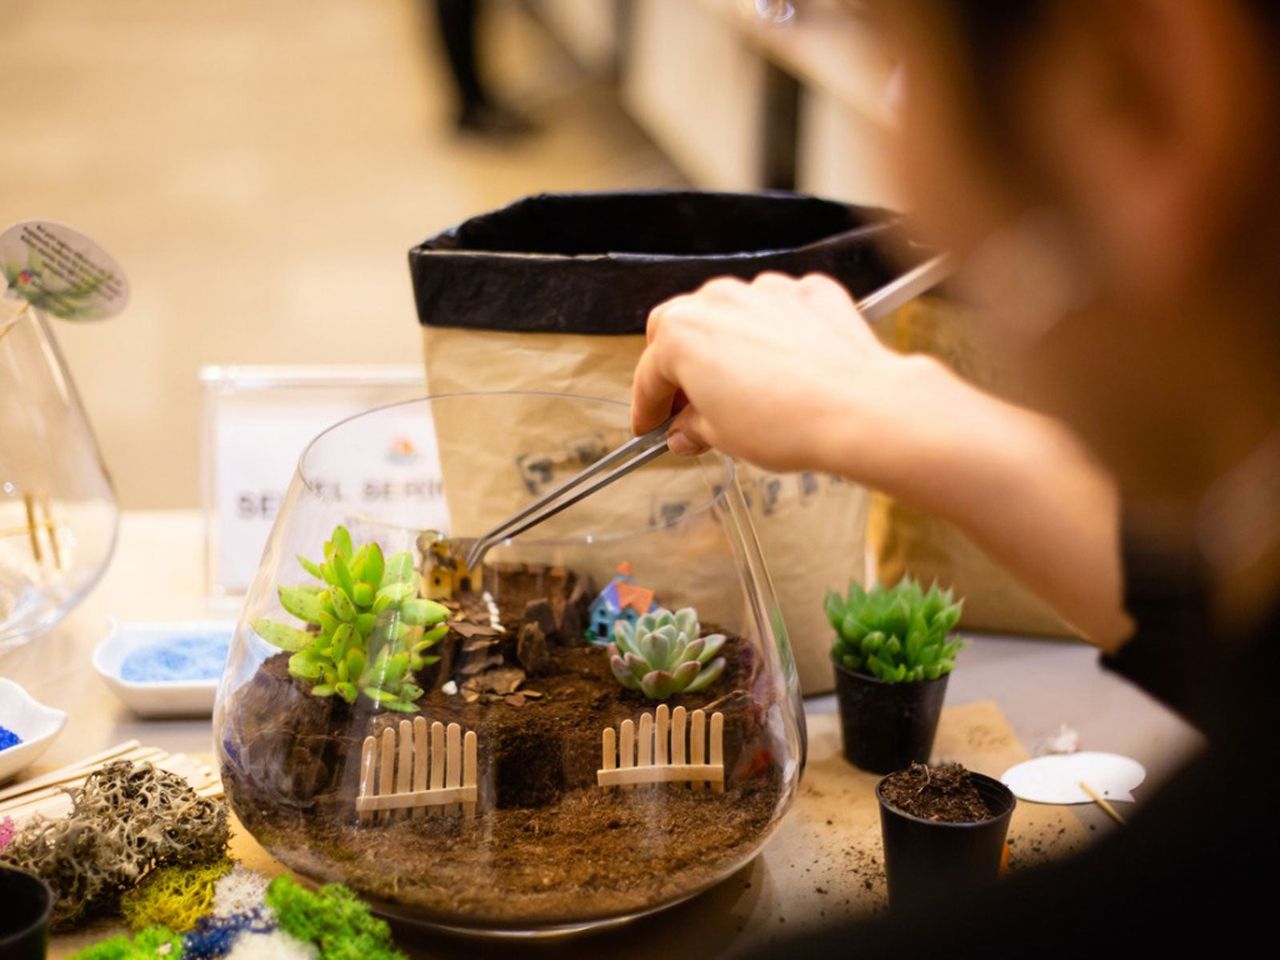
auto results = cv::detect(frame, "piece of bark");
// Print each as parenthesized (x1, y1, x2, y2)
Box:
(558, 574, 595, 646)
(453, 622, 502, 640)
(522, 599, 558, 641)
(516, 621, 550, 676)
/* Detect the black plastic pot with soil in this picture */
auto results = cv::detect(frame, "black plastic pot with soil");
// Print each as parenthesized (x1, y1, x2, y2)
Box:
(876, 763, 1016, 910)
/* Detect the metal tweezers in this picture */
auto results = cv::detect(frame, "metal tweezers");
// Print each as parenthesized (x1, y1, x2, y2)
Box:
(461, 254, 952, 570)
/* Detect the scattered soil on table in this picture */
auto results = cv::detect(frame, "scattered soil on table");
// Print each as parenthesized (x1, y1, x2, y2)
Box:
(879, 763, 998, 823)
(219, 562, 790, 928)
(1006, 823, 1085, 869)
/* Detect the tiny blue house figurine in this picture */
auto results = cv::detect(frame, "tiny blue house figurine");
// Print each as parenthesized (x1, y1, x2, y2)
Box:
(587, 562, 658, 644)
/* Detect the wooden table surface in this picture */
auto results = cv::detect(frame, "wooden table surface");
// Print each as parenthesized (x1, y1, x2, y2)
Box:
(2, 511, 1198, 958)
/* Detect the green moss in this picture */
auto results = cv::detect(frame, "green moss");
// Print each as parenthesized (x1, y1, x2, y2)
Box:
(120, 859, 234, 932)
(71, 925, 184, 960)
(263, 877, 405, 960)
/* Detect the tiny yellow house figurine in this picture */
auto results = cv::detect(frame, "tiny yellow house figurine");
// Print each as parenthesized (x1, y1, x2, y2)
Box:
(418, 532, 479, 600)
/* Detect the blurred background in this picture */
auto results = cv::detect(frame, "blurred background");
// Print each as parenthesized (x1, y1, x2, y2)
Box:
(1, 0, 897, 509)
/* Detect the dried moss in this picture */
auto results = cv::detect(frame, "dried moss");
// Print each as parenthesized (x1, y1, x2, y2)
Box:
(121, 859, 236, 932)
(263, 877, 405, 960)
(0, 761, 230, 929)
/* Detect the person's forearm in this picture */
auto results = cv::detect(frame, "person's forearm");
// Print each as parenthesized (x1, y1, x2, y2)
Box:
(826, 356, 1132, 650)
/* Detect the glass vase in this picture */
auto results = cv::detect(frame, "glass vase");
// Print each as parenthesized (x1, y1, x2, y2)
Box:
(214, 392, 804, 935)
(0, 300, 118, 653)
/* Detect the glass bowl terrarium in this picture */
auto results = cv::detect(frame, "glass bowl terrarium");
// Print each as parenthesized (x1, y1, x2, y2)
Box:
(215, 392, 804, 935)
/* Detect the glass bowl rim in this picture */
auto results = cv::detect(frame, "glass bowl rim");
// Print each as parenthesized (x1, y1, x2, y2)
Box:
(295, 390, 738, 545)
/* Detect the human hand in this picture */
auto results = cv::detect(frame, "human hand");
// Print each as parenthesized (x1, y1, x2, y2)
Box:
(632, 271, 940, 479)
(633, 271, 1130, 648)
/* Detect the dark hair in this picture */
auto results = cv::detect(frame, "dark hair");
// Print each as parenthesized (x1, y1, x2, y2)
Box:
(919, 0, 1278, 166)
(934, 0, 1279, 91)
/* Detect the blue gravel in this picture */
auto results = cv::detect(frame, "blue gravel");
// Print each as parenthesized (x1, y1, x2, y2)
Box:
(120, 631, 231, 683)
(0, 725, 22, 751)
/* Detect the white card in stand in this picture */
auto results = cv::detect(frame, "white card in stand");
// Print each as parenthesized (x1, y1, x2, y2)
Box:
(1001, 752, 1147, 804)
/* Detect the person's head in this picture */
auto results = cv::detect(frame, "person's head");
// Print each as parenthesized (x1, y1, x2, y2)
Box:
(872, 0, 1280, 508)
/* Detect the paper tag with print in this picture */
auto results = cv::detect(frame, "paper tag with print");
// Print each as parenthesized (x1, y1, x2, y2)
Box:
(0, 220, 129, 322)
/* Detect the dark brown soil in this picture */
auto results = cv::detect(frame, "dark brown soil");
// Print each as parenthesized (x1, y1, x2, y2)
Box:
(221, 633, 766, 815)
(219, 563, 790, 929)
(879, 763, 998, 823)
(237, 770, 783, 929)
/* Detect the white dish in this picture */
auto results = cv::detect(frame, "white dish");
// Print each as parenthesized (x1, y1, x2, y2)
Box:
(93, 618, 235, 718)
(1002, 752, 1147, 804)
(0, 677, 68, 783)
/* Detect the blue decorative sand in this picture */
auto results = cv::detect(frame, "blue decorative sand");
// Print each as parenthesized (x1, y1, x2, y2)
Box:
(0, 725, 22, 751)
(184, 909, 276, 959)
(120, 631, 230, 683)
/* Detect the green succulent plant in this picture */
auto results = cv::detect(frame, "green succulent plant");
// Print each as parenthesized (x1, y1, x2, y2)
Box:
(253, 525, 449, 712)
(826, 578, 965, 683)
(608, 607, 726, 700)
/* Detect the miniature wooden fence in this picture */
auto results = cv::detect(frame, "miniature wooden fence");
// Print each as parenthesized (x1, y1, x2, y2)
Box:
(356, 718, 477, 822)
(598, 704, 724, 792)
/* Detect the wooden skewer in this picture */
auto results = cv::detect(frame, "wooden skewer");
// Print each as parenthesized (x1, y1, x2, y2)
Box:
(0, 522, 60, 539)
(10, 776, 224, 823)
(0, 740, 143, 804)
(22, 492, 42, 563)
(39, 495, 62, 570)
(1079, 780, 1127, 826)
(6, 796, 74, 824)
(0, 301, 27, 343)
(0, 746, 164, 812)
(0, 754, 166, 815)
(1, 756, 224, 819)
(3, 793, 76, 822)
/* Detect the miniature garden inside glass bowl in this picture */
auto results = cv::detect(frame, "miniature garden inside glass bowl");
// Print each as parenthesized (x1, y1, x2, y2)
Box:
(214, 392, 805, 935)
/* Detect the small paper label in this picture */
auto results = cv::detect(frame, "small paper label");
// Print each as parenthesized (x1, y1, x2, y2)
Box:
(0, 220, 129, 322)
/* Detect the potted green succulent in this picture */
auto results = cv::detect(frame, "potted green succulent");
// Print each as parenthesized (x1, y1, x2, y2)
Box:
(607, 607, 726, 700)
(825, 579, 964, 773)
(254, 525, 449, 712)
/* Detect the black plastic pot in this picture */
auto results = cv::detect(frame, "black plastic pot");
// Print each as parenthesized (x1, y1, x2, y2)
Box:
(876, 771, 1015, 911)
(834, 664, 949, 774)
(408, 190, 910, 334)
(0, 866, 53, 960)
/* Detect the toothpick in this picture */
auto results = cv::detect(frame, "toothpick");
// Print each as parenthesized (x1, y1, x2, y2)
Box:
(1079, 780, 1127, 825)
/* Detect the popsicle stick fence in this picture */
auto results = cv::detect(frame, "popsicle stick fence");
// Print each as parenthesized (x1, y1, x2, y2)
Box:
(356, 718, 477, 822)
(598, 704, 725, 792)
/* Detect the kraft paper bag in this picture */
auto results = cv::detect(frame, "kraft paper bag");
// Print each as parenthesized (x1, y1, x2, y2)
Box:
(421, 327, 874, 692)
(869, 298, 1074, 637)
(410, 192, 906, 694)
